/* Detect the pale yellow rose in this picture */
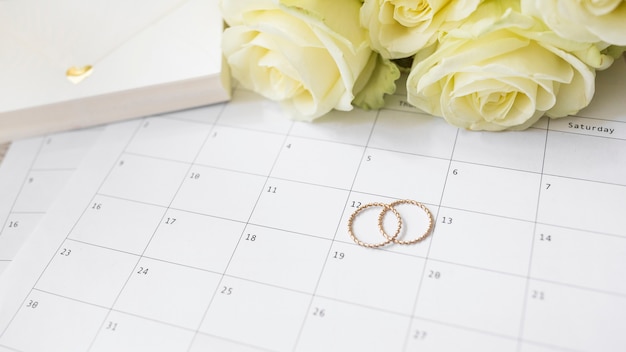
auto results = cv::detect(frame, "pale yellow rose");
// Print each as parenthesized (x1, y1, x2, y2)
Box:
(521, 0, 626, 46)
(360, 0, 482, 59)
(221, 0, 399, 121)
(406, 0, 610, 131)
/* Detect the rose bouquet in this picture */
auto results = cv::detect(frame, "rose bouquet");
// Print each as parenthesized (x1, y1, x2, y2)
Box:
(220, 0, 625, 131)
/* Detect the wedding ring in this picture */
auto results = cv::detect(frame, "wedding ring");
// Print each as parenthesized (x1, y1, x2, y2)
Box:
(347, 202, 402, 248)
(347, 199, 434, 248)
(379, 199, 433, 245)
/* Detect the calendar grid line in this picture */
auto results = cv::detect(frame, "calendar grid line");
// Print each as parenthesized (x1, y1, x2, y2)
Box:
(2, 81, 626, 351)
(402, 128, 460, 351)
(24, 280, 534, 348)
(0, 321, 578, 352)
(118, 134, 626, 193)
(516, 119, 551, 351)
(185, 116, 298, 352)
(382, 102, 553, 131)
(65, 228, 626, 302)
(206, 118, 377, 149)
(4, 211, 46, 215)
(0, 120, 146, 339)
(548, 129, 626, 142)
(211, 122, 289, 138)
(30, 277, 541, 352)
(159, 115, 216, 126)
(85, 108, 229, 351)
(90, 174, 626, 266)
(28, 286, 276, 352)
(91, 193, 170, 211)
(102, 119, 626, 195)
(22, 252, 589, 352)
(291, 108, 384, 351)
(385, 89, 626, 126)
(284, 134, 372, 149)
(533, 220, 626, 240)
(409, 316, 583, 352)
(194, 332, 277, 352)
(527, 277, 626, 298)
(120, 151, 193, 166)
(85, 119, 180, 351)
(28, 167, 79, 172)
(0, 138, 45, 253)
(94, 181, 626, 246)
(569, 113, 626, 125)
(519, 340, 583, 352)
(31, 287, 111, 311)
(540, 172, 626, 188)
(99, 168, 626, 222)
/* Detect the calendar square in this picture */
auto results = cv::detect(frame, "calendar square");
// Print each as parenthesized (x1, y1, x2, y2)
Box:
(144, 210, 245, 273)
(249, 178, 348, 239)
(369, 110, 457, 159)
(12, 170, 74, 213)
(69, 195, 166, 255)
(226, 225, 329, 293)
(195, 126, 284, 176)
(316, 241, 425, 314)
(172, 166, 266, 222)
(544, 131, 626, 185)
(0, 290, 107, 352)
(90, 311, 194, 352)
(523, 281, 626, 351)
(296, 297, 407, 352)
(35, 240, 138, 307)
(415, 261, 526, 337)
(218, 90, 292, 134)
(290, 108, 377, 146)
(32, 128, 101, 170)
(441, 161, 540, 221)
(453, 128, 546, 172)
(126, 117, 212, 163)
(405, 318, 516, 352)
(100, 154, 190, 207)
(114, 257, 221, 329)
(199, 277, 310, 351)
(352, 148, 450, 206)
(0, 213, 42, 260)
(531, 224, 626, 294)
(271, 136, 363, 190)
(428, 208, 534, 276)
(538, 175, 626, 235)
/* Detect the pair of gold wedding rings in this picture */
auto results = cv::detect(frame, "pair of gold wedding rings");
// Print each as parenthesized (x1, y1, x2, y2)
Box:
(347, 199, 434, 248)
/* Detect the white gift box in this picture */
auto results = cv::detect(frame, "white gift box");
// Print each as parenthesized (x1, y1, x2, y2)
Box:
(0, 0, 230, 143)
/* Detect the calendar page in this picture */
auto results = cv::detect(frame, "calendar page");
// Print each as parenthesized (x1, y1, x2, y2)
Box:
(0, 129, 100, 274)
(0, 59, 625, 352)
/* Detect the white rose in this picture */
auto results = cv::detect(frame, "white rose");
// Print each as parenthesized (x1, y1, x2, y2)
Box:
(360, 0, 482, 59)
(521, 0, 626, 46)
(221, 0, 399, 121)
(407, 0, 606, 131)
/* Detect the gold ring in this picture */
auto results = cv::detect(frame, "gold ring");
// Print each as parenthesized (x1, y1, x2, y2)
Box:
(347, 202, 402, 248)
(378, 199, 433, 245)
